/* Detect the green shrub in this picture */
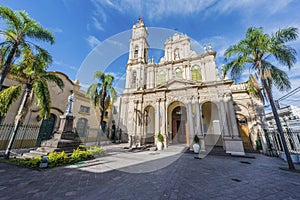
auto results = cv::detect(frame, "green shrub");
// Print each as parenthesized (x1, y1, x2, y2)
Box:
(157, 132, 164, 142)
(4, 147, 104, 169)
(48, 151, 68, 167)
(193, 135, 200, 143)
(9, 156, 41, 169)
(86, 146, 105, 157)
(70, 148, 93, 163)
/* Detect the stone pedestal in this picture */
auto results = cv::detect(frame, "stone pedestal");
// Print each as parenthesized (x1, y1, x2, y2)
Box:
(223, 136, 245, 156)
(23, 115, 81, 158)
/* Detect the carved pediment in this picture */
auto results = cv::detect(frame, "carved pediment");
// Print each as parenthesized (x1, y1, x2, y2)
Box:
(156, 79, 197, 90)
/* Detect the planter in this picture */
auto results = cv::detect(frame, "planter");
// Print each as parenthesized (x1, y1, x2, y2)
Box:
(157, 141, 163, 151)
(193, 143, 200, 153)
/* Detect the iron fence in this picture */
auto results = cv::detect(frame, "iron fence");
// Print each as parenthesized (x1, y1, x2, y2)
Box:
(0, 123, 40, 150)
(264, 129, 300, 156)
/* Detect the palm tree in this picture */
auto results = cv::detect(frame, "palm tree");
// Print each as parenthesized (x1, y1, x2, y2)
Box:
(3, 47, 64, 159)
(224, 27, 298, 170)
(0, 6, 54, 91)
(87, 71, 117, 142)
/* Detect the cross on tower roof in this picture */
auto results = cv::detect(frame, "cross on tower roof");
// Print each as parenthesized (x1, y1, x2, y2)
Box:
(138, 17, 143, 23)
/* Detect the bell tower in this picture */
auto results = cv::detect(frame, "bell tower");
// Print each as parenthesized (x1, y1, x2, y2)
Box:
(125, 18, 149, 91)
(128, 18, 149, 64)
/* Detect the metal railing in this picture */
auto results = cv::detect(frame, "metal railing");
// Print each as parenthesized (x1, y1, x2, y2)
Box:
(264, 129, 300, 156)
(0, 123, 40, 150)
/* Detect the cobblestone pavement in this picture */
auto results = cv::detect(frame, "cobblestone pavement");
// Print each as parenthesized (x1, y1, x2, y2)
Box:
(0, 144, 300, 200)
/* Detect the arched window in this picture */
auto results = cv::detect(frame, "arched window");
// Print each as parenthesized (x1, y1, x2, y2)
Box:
(131, 70, 137, 88)
(134, 45, 138, 58)
(191, 65, 202, 81)
(175, 67, 183, 78)
(157, 71, 166, 85)
(76, 118, 88, 137)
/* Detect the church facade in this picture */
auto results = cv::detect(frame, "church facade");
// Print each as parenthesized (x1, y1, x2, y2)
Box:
(118, 19, 266, 155)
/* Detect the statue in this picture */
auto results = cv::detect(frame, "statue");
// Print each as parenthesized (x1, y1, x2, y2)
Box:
(65, 90, 75, 116)
(203, 44, 207, 53)
(208, 43, 212, 52)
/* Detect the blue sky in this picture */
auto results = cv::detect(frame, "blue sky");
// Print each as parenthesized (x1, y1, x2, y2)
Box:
(1, 0, 300, 108)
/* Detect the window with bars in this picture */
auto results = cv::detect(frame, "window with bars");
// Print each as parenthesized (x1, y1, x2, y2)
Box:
(76, 118, 88, 137)
(134, 46, 138, 58)
(79, 105, 90, 114)
(157, 71, 166, 85)
(175, 67, 183, 78)
(191, 65, 202, 81)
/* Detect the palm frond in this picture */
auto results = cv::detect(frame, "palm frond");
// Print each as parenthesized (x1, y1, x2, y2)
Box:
(223, 56, 248, 80)
(105, 74, 115, 86)
(0, 85, 22, 116)
(94, 71, 105, 82)
(271, 44, 297, 69)
(273, 27, 298, 43)
(248, 75, 264, 102)
(42, 73, 64, 90)
(109, 87, 117, 102)
(87, 83, 100, 107)
(33, 79, 51, 118)
(263, 61, 291, 92)
(0, 6, 21, 32)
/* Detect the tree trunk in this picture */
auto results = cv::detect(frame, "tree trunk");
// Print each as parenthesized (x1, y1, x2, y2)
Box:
(4, 84, 31, 159)
(97, 85, 107, 145)
(99, 85, 107, 131)
(0, 44, 18, 91)
(263, 80, 295, 170)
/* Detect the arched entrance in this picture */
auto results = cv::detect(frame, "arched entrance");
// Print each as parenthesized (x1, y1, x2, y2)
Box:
(144, 106, 155, 144)
(202, 102, 222, 146)
(171, 106, 187, 144)
(36, 113, 57, 146)
(237, 114, 252, 149)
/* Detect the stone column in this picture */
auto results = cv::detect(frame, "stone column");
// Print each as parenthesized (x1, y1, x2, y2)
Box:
(133, 100, 139, 147)
(222, 92, 245, 155)
(227, 94, 239, 138)
(125, 69, 131, 88)
(138, 99, 143, 147)
(187, 98, 195, 146)
(150, 69, 155, 88)
(198, 99, 206, 152)
(224, 94, 233, 137)
(160, 98, 167, 148)
(195, 99, 201, 135)
(219, 100, 230, 137)
(154, 69, 157, 87)
(155, 99, 160, 144)
(165, 100, 169, 147)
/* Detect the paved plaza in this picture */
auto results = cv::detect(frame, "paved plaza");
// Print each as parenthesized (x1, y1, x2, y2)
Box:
(0, 144, 300, 200)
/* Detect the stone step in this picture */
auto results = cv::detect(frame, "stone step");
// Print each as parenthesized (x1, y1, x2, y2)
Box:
(22, 151, 48, 158)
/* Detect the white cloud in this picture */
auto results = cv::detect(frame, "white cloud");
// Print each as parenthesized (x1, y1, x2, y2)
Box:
(92, 0, 296, 22)
(52, 27, 63, 33)
(92, 17, 104, 31)
(53, 60, 77, 71)
(92, 0, 217, 21)
(92, 0, 108, 22)
(86, 35, 102, 49)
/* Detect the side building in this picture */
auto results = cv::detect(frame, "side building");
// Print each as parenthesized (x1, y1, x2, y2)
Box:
(118, 19, 266, 155)
(0, 72, 100, 150)
(265, 105, 300, 155)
